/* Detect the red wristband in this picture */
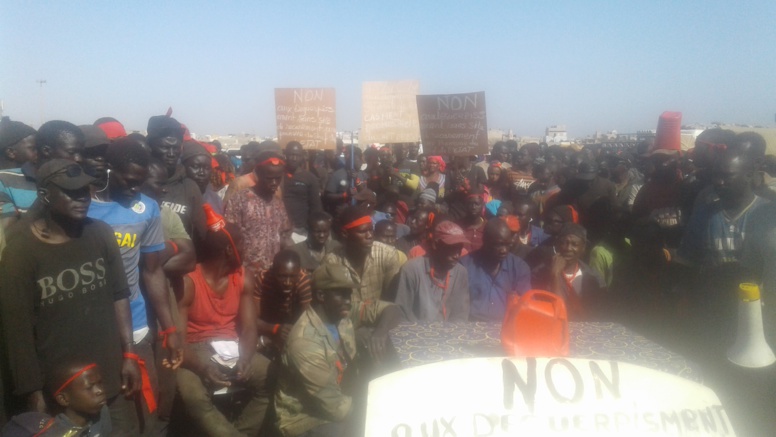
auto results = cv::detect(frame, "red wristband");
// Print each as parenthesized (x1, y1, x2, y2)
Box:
(167, 240, 179, 255)
(272, 324, 280, 335)
(158, 326, 177, 348)
(123, 353, 158, 413)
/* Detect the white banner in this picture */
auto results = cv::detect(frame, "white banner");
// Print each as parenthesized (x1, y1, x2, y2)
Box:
(366, 357, 734, 436)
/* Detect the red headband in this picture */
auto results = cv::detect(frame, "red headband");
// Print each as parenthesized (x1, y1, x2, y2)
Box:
(343, 216, 372, 230)
(259, 157, 286, 167)
(54, 363, 96, 397)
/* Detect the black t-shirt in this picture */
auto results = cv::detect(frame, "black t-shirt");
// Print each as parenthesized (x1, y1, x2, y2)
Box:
(0, 219, 130, 397)
(283, 169, 323, 230)
(161, 165, 206, 239)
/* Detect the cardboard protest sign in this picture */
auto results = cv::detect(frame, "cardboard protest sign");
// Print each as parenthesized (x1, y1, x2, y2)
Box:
(416, 91, 488, 156)
(360, 80, 421, 145)
(366, 357, 735, 436)
(275, 88, 336, 149)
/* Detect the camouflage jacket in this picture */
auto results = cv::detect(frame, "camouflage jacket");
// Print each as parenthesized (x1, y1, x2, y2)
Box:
(275, 307, 357, 437)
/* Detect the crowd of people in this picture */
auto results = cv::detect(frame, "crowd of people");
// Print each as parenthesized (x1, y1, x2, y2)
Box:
(0, 113, 773, 436)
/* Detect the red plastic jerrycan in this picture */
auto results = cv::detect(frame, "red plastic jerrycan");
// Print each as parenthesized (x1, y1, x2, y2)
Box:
(501, 289, 569, 357)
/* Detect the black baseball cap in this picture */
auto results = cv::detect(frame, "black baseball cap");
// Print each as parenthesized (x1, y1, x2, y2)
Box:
(36, 159, 95, 189)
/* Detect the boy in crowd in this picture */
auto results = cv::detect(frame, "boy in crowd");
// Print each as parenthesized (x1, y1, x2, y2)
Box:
(394, 221, 470, 322)
(291, 211, 341, 273)
(0, 117, 37, 228)
(3, 362, 111, 436)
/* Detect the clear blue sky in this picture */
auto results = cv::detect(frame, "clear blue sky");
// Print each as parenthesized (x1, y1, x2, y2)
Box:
(1, 1, 774, 138)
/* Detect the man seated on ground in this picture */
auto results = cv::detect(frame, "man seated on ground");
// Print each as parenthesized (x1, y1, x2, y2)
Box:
(531, 223, 606, 320)
(374, 220, 398, 247)
(461, 219, 531, 322)
(176, 220, 270, 437)
(291, 211, 341, 273)
(394, 221, 470, 322)
(274, 265, 361, 437)
(524, 204, 579, 271)
(321, 206, 405, 353)
(254, 250, 312, 354)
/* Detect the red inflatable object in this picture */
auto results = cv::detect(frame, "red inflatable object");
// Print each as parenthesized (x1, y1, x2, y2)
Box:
(501, 289, 569, 357)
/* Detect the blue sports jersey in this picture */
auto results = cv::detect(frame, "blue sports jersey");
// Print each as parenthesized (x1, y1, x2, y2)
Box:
(88, 194, 165, 332)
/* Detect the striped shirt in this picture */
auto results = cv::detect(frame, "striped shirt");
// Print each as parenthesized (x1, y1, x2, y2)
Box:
(254, 268, 311, 325)
(0, 166, 38, 218)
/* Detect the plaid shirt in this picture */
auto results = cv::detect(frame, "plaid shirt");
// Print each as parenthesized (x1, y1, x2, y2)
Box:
(254, 268, 312, 325)
(321, 241, 405, 306)
(224, 187, 291, 271)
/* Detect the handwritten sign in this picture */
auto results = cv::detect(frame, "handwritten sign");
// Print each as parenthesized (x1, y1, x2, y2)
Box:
(416, 91, 488, 156)
(275, 88, 336, 149)
(360, 80, 421, 145)
(366, 357, 735, 436)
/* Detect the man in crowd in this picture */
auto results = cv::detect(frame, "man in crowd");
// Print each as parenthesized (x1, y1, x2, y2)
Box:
(0, 117, 37, 228)
(396, 207, 431, 255)
(87, 138, 183, 433)
(0, 159, 141, 432)
(445, 156, 487, 221)
(324, 145, 365, 216)
(291, 211, 341, 273)
(459, 191, 486, 252)
(181, 140, 223, 214)
(394, 220, 470, 322)
(532, 223, 606, 320)
(147, 115, 206, 242)
(275, 264, 359, 437)
(477, 141, 512, 172)
(322, 206, 405, 351)
(461, 219, 531, 322)
(374, 220, 398, 247)
(225, 151, 291, 271)
(176, 221, 269, 436)
(283, 141, 323, 242)
(79, 125, 110, 187)
(254, 250, 312, 353)
(35, 120, 85, 167)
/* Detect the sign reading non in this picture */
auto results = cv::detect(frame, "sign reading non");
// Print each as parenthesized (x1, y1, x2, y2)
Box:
(366, 357, 735, 436)
(361, 80, 421, 145)
(275, 88, 336, 150)
(416, 91, 488, 156)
